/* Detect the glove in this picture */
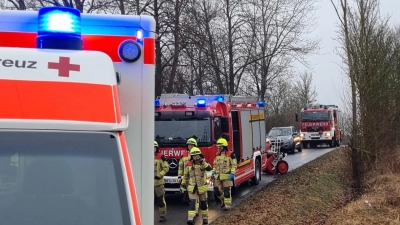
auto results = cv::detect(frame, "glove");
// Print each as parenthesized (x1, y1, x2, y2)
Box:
(180, 186, 186, 193)
(230, 174, 235, 180)
(200, 154, 205, 159)
(154, 176, 161, 180)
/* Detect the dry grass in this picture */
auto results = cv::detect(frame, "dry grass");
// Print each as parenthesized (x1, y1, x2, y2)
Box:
(211, 147, 354, 225)
(325, 150, 400, 225)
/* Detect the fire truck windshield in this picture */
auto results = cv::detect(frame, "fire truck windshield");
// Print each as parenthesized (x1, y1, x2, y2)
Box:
(301, 111, 329, 121)
(0, 131, 130, 225)
(155, 118, 212, 146)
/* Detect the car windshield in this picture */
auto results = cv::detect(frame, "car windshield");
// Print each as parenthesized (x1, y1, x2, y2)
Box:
(301, 112, 329, 121)
(155, 118, 212, 145)
(0, 131, 130, 225)
(268, 128, 292, 137)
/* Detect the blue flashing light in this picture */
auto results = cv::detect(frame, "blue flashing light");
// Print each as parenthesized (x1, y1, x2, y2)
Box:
(256, 101, 265, 107)
(155, 100, 160, 108)
(36, 6, 82, 50)
(118, 40, 142, 63)
(196, 99, 207, 108)
(304, 105, 308, 110)
(216, 96, 224, 102)
(323, 105, 328, 109)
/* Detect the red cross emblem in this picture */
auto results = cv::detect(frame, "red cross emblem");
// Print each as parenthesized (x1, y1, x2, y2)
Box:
(48, 56, 80, 77)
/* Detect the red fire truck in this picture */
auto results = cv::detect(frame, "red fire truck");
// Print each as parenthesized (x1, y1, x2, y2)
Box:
(154, 94, 274, 194)
(296, 104, 343, 148)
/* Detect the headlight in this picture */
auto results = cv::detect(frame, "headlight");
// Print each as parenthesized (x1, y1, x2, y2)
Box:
(300, 133, 304, 137)
(326, 132, 331, 137)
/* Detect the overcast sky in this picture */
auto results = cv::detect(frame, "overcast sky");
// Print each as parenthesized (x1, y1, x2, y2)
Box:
(295, 1, 400, 110)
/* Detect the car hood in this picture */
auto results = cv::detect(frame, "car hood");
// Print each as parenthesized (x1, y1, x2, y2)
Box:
(268, 135, 291, 140)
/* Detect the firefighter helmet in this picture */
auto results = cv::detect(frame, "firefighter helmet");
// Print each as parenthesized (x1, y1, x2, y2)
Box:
(154, 141, 159, 148)
(189, 147, 202, 156)
(216, 138, 228, 147)
(186, 138, 198, 146)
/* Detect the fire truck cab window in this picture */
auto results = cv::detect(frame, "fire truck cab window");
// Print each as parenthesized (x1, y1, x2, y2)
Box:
(0, 131, 130, 225)
(213, 116, 222, 141)
(155, 111, 212, 145)
(301, 112, 329, 121)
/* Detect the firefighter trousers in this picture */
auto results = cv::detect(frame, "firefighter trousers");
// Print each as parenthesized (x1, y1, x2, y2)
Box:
(185, 191, 200, 214)
(155, 185, 167, 217)
(188, 191, 208, 220)
(214, 179, 233, 209)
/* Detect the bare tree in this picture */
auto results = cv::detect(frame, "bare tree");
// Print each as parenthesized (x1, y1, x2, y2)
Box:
(243, 0, 320, 101)
(292, 71, 318, 106)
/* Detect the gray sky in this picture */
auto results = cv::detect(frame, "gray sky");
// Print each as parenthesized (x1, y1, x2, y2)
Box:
(295, 1, 400, 109)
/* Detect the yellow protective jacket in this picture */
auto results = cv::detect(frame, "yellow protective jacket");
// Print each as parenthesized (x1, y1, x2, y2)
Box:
(178, 151, 190, 178)
(181, 160, 212, 194)
(154, 152, 169, 186)
(212, 150, 237, 180)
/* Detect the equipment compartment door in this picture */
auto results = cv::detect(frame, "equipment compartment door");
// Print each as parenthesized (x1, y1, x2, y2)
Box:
(239, 110, 252, 160)
(249, 109, 265, 152)
(231, 111, 241, 161)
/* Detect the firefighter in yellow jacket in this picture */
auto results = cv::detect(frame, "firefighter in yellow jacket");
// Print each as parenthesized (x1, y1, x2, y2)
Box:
(154, 141, 169, 222)
(181, 147, 212, 225)
(212, 138, 237, 211)
(178, 138, 200, 215)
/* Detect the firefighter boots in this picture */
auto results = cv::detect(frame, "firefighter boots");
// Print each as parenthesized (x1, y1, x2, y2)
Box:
(203, 219, 209, 224)
(159, 216, 167, 222)
(187, 220, 194, 225)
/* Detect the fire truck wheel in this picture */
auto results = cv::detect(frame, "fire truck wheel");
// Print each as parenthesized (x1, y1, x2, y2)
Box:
(251, 159, 261, 185)
(277, 161, 289, 174)
(297, 145, 302, 152)
(335, 139, 341, 147)
(329, 139, 334, 148)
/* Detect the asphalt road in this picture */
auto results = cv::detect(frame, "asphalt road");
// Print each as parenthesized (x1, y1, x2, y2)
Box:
(154, 146, 337, 225)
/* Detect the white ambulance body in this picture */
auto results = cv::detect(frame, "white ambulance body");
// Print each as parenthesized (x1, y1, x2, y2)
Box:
(0, 6, 155, 225)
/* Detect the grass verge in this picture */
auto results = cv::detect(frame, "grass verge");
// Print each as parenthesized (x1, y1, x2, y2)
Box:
(325, 161, 400, 224)
(211, 147, 353, 225)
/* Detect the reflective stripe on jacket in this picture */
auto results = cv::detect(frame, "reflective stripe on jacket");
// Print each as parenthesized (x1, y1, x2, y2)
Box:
(178, 152, 190, 177)
(181, 160, 212, 194)
(212, 151, 237, 180)
(154, 152, 169, 186)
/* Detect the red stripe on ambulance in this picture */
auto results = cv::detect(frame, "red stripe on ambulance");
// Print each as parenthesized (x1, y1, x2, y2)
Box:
(0, 79, 117, 123)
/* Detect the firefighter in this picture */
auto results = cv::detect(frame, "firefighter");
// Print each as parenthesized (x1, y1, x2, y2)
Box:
(212, 138, 237, 211)
(181, 147, 212, 225)
(178, 138, 200, 215)
(154, 140, 169, 222)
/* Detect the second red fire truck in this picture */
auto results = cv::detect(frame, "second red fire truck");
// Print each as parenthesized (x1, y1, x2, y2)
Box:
(154, 94, 275, 194)
(296, 104, 343, 148)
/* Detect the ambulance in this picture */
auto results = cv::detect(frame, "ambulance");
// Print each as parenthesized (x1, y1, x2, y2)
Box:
(0, 6, 155, 225)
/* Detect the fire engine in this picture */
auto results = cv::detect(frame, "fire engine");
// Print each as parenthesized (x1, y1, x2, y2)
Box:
(154, 93, 279, 194)
(296, 104, 343, 148)
(0, 6, 155, 225)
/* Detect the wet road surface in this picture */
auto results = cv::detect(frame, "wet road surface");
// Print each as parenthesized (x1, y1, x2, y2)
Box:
(154, 146, 338, 225)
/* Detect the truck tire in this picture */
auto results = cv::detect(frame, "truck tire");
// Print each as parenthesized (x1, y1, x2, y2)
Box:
(335, 139, 341, 147)
(329, 139, 334, 148)
(297, 145, 302, 152)
(251, 159, 261, 185)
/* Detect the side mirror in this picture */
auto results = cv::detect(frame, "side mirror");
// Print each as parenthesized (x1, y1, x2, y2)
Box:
(293, 132, 298, 135)
(295, 113, 298, 122)
(221, 117, 230, 133)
